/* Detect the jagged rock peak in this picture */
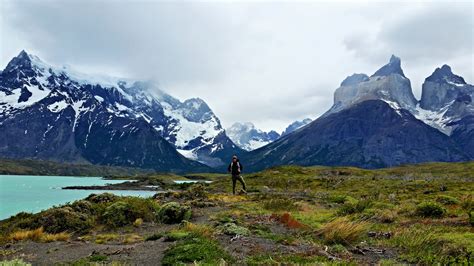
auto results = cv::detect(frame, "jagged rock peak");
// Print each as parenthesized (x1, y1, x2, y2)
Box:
(371, 54, 405, 78)
(4, 50, 33, 71)
(425, 64, 466, 85)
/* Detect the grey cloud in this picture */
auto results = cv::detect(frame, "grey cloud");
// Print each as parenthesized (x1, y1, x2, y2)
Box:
(344, 3, 473, 64)
(4, 0, 237, 82)
(1, 0, 473, 132)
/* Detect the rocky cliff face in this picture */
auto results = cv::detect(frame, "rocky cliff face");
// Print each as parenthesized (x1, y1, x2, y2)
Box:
(281, 118, 312, 136)
(414, 65, 474, 135)
(244, 100, 468, 171)
(244, 55, 473, 171)
(326, 55, 417, 116)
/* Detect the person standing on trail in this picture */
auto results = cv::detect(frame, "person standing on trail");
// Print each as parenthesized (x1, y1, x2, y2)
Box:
(227, 155, 246, 195)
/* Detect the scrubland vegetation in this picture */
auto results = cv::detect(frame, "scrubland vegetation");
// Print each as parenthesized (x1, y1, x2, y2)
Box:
(1, 161, 473, 265)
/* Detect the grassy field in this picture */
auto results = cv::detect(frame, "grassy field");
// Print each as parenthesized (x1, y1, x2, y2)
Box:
(0, 161, 473, 265)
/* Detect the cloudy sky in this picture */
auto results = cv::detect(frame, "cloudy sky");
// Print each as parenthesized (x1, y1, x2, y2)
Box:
(1, 0, 472, 132)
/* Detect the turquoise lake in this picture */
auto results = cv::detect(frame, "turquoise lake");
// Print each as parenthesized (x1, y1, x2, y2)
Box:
(0, 175, 156, 220)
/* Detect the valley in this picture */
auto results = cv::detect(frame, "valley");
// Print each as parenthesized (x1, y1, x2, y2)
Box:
(0, 162, 473, 265)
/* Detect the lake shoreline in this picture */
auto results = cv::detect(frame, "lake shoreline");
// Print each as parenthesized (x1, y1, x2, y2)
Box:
(62, 180, 160, 192)
(0, 175, 156, 220)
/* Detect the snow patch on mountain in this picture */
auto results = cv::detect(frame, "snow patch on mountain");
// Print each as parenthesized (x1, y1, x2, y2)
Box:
(162, 101, 223, 148)
(47, 100, 68, 113)
(413, 103, 454, 135)
(0, 85, 51, 110)
(226, 122, 280, 151)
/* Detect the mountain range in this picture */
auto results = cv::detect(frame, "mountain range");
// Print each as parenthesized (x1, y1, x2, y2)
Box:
(243, 55, 473, 171)
(0, 51, 472, 172)
(226, 118, 312, 151)
(0, 51, 243, 171)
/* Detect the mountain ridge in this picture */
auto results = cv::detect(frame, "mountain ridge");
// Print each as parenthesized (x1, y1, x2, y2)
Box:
(0, 51, 241, 171)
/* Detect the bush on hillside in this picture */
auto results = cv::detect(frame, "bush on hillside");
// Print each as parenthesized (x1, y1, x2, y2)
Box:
(37, 207, 94, 233)
(85, 193, 118, 204)
(415, 202, 446, 218)
(157, 202, 191, 224)
(436, 195, 459, 205)
(101, 196, 159, 227)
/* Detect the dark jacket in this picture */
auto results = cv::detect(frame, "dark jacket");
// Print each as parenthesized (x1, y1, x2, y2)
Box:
(228, 160, 243, 175)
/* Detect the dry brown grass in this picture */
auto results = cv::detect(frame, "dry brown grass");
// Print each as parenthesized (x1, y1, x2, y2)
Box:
(95, 233, 120, 244)
(208, 194, 247, 203)
(8, 227, 44, 241)
(8, 227, 70, 242)
(123, 234, 143, 244)
(271, 212, 306, 229)
(40, 232, 70, 242)
(319, 218, 367, 245)
(133, 218, 143, 227)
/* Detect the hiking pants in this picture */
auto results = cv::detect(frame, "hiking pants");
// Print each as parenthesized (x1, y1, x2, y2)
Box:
(232, 174, 246, 194)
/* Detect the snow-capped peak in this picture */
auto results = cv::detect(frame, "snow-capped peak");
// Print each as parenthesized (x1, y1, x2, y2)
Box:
(281, 118, 312, 136)
(1, 50, 239, 167)
(416, 65, 473, 135)
(6, 50, 136, 89)
(226, 122, 280, 151)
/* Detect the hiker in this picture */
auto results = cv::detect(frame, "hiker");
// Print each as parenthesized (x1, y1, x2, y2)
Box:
(227, 155, 246, 195)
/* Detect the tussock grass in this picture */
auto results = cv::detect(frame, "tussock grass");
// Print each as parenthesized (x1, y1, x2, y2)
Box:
(133, 218, 143, 227)
(94, 233, 120, 244)
(208, 194, 247, 203)
(318, 218, 367, 245)
(8, 227, 44, 241)
(8, 227, 70, 242)
(39, 232, 70, 242)
(122, 234, 143, 244)
(181, 221, 215, 238)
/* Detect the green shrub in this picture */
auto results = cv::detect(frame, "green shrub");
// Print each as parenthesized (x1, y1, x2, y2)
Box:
(436, 195, 459, 205)
(85, 193, 118, 203)
(0, 259, 31, 266)
(263, 198, 296, 211)
(164, 230, 191, 241)
(337, 200, 372, 216)
(162, 236, 233, 265)
(157, 202, 191, 224)
(101, 197, 158, 228)
(328, 194, 347, 204)
(415, 202, 446, 218)
(0, 212, 36, 234)
(219, 223, 250, 236)
(37, 207, 94, 233)
(145, 233, 164, 241)
(70, 200, 95, 214)
(102, 201, 131, 227)
(89, 254, 108, 262)
(461, 195, 473, 225)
